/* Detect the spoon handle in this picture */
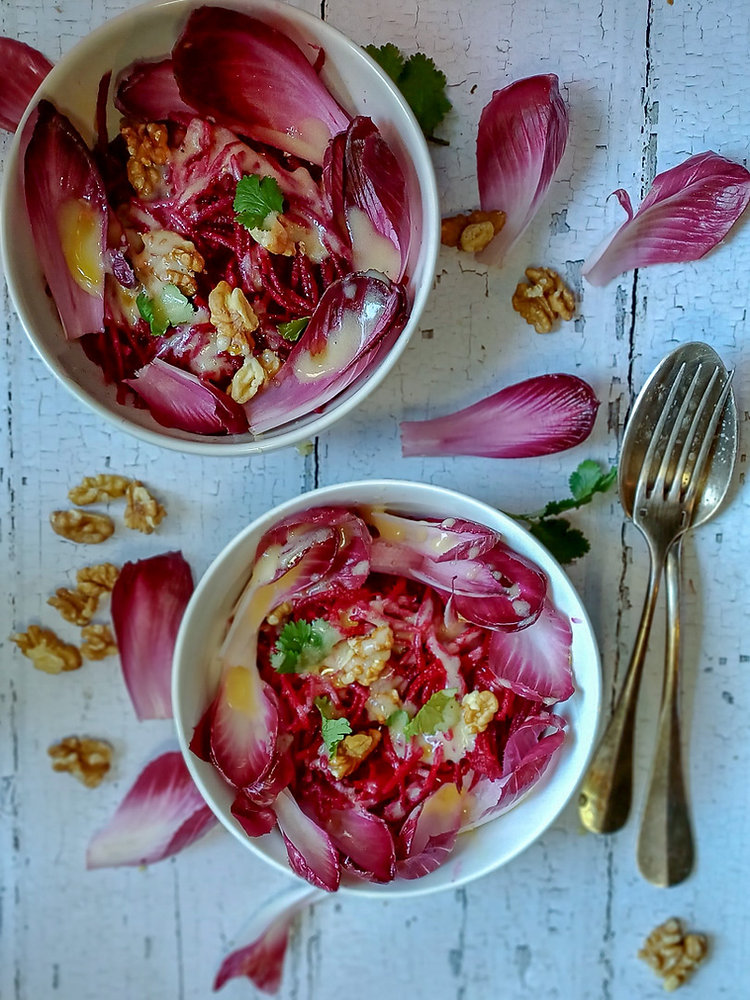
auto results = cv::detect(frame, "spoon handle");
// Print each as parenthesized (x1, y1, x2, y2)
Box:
(578, 549, 664, 833)
(636, 538, 694, 885)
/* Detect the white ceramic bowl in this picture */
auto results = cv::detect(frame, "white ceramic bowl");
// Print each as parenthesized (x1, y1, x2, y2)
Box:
(173, 479, 602, 898)
(0, 0, 439, 456)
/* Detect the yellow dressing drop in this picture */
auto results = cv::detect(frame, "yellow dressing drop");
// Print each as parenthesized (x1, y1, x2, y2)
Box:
(224, 665, 255, 713)
(57, 198, 104, 296)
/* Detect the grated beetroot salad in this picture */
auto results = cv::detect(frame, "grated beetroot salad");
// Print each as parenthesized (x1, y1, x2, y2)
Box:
(190, 505, 575, 890)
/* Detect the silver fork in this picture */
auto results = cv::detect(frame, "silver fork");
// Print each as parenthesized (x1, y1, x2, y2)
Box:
(579, 360, 734, 834)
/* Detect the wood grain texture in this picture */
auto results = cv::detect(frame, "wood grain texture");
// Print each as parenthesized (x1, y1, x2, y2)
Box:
(1, 0, 748, 997)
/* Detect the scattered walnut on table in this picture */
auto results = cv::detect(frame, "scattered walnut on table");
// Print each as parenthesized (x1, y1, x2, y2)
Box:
(441, 209, 506, 252)
(80, 624, 118, 661)
(461, 690, 499, 734)
(512, 266, 575, 333)
(76, 563, 120, 597)
(638, 917, 709, 991)
(123, 481, 166, 534)
(133, 229, 205, 297)
(329, 729, 381, 779)
(47, 586, 99, 626)
(50, 509, 115, 544)
(121, 121, 170, 200)
(48, 736, 113, 788)
(209, 281, 259, 355)
(10, 625, 82, 674)
(323, 624, 394, 688)
(68, 474, 130, 505)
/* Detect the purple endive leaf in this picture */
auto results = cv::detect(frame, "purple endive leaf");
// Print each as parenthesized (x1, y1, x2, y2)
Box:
(397, 783, 464, 879)
(124, 357, 249, 435)
(476, 74, 569, 265)
(115, 57, 196, 121)
(24, 100, 108, 339)
(247, 273, 407, 435)
(324, 806, 396, 883)
(111, 551, 194, 721)
(0, 38, 53, 132)
(488, 600, 574, 705)
(582, 151, 750, 286)
(86, 751, 216, 868)
(342, 116, 410, 280)
(231, 791, 278, 839)
(274, 790, 341, 891)
(366, 509, 499, 563)
(172, 6, 350, 165)
(208, 671, 279, 789)
(400, 373, 599, 459)
(214, 884, 322, 994)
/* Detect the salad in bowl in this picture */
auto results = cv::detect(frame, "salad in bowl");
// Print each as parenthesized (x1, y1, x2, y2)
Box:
(1, 0, 438, 454)
(173, 480, 601, 896)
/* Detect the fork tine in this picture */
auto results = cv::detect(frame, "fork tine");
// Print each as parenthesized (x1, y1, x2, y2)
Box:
(651, 363, 714, 498)
(633, 362, 689, 506)
(680, 370, 734, 511)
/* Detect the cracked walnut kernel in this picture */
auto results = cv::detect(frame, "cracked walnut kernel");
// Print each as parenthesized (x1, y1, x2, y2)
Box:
(638, 917, 708, 991)
(512, 266, 575, 333)
(209, 281, 259, 355)
(68, 474, 130, 505)
(323, 624, 394, 688)
(441, 210, 506, 251)
(121, 122, 170, 199)
(76, 563, 120, 597)
(47, 587, 99, 626)
(11, 625, 82, 674)
(329, 729, 381, 779)
(461, 690, 499, 735)
(124, 481, 166, 534)
(50, 509, 115, 544)
(48, 736, 113, 788)
(80, 624, 118, 661)
(133, 229, 204, 297)
(229, 355, 267, 404)
(250, 215, 296, 256)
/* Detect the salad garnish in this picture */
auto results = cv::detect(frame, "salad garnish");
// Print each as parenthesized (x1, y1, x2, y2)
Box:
(364, 43, 452, 142)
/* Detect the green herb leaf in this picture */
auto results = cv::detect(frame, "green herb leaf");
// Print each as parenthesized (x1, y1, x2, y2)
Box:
(136, 291, 160, 334)
(386, 709, 409, 730)
(404, 688, 461, 739)
(528, 518, 590, 565)
(364, 44, 452, 140)
(137, 284, 195, 337)
(234, 174, 285, 231)
(315, 696, 352, 756)
(271, 618, 340, 674)
(569, 459, 617, 502)
(277, 317, 310, 343)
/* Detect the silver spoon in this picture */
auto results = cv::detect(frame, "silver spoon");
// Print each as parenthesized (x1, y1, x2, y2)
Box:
(578, 342, 735, 835)
(636, 352, 737, 885)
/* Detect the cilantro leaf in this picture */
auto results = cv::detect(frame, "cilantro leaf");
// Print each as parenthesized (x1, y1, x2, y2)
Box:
(136, 291, 161, 335)
(569, 460, 617, 502)
(386, 709, 409, 730)
(277, 317, 310, 343)
(271, 618, 340, 674)
(137, 284, 195, 337)
(528, 518, 590, 565)
(315, 696, 352, 756)
(234, 174, 285, 231)
(363, 44, 452, 140)
(404, 688, 461, 739)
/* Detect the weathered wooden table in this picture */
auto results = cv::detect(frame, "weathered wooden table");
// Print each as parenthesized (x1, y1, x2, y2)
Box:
(1, 1, 748, 997)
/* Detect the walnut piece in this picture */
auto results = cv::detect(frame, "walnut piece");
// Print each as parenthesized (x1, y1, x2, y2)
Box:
(329, 729, 381, 779)
(229, 355, 267, 404)
(48, 736, 113, 788)
(80, 624, 118, 661)
(512, 266, 575, 333)
(638, 917, 708, 991)
(11, 625, 82, 674)
(68, 474, 131, 505)
(47, 587, 99, 626)
(121, 122, 170, 200)
(209, 281, 259, 355)
(323, 624, 394, 688)
(266, 601, 293, 627)
(76, 563, 120, 597)
(134, 229, 205, 297)
(462, 690, 499, 735)
(259, 348, 281, 377)
(50, 509, 115, 544)
(441, 210, 506, 251)
(250, 215, 296, 256)
(124, 481, 166, 534)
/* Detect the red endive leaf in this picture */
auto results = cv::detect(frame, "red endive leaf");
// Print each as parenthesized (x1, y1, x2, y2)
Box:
(0, 38, 52, 132)
(24, 100, 108, 340)
(208, 670, 279, 789)
(397, 783, 464, 879)
(400, 373, 599, 459)
(86, 751, 216, 869)
(114, 57, 195, 121)
(111, 551, 194, 721)
(476, 74, 569, 265)
(488, 600, 574, 705)
(274, 790, 340, 892)
(214, 884, 322, 994)
(172, 6, 350, 165)
(583, 151, 750, 286)
(325, 806, 396, 883)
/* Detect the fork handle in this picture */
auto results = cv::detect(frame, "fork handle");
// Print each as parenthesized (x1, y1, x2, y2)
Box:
(636, 539, 694, 885)
(578, 549, 665, 833)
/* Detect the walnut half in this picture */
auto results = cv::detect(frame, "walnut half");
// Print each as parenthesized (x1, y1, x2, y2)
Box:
(48, 736, 113, 788)
(68, 474, 130, 505)
(124, 481, 166, 534)
(462, 690, 499, 735)
(80, 624, 118, 661)
(512, 266, 575, 333)
(638, 917, 709, 991)
(50, 509, 115, 544)
(329, 729, 381, 779)
(11, 625, 82, 674)
(47, 587, 99, 626)
(441, 210, 506, 252)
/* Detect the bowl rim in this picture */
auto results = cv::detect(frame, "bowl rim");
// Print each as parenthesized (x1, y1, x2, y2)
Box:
(0, 0, 440, 457)
(172, 478, 603, 898)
